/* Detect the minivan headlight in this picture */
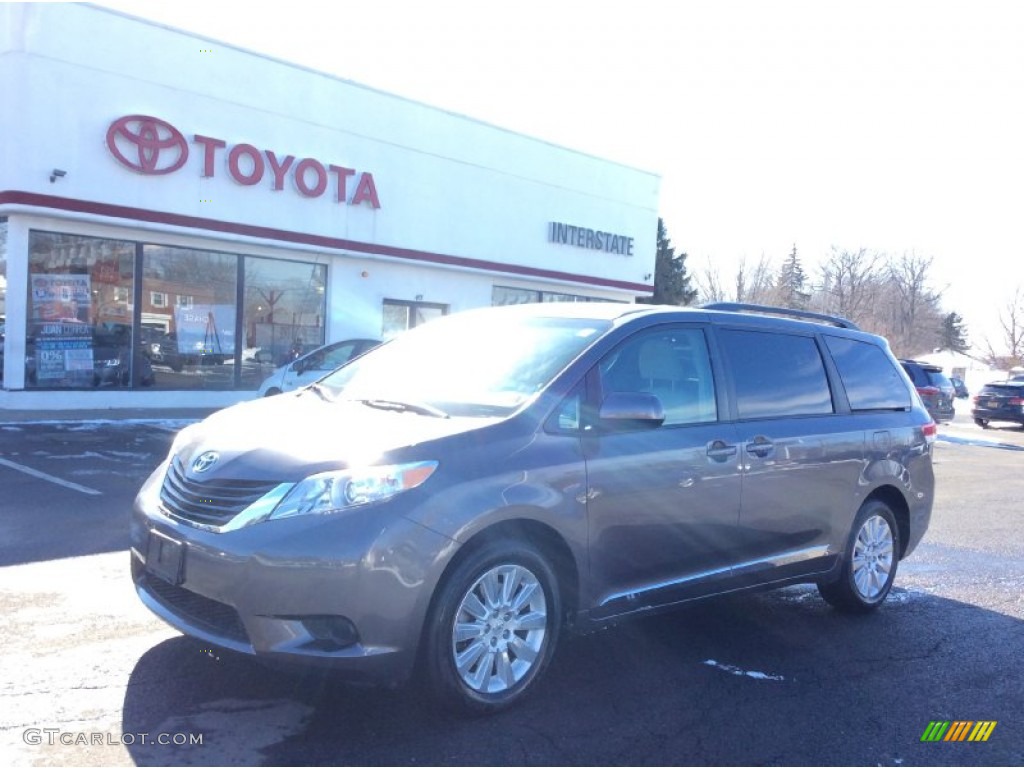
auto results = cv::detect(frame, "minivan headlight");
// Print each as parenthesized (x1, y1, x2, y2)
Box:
(269, 461, 438, 520)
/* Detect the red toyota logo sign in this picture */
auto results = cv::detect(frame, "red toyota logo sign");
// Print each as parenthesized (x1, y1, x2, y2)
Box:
(102, 114, 381, 208)
(106, 115, 188, 175)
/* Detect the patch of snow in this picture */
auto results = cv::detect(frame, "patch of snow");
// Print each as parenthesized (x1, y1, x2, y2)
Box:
(775, 585, 820, 603)
(702, 659, 786, 681)
(107, 451, 155, 459)
(0, 418, 197, 429)
(31, 450, 109, 460)
(885, 588, 917, 604)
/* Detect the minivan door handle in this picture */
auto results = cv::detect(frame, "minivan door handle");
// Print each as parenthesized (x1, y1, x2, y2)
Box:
(706, 440, 738, 461)
(745, 436, 774, 458)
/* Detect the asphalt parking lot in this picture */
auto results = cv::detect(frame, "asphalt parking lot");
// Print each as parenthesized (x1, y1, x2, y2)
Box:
(0, 410, 1021, 766)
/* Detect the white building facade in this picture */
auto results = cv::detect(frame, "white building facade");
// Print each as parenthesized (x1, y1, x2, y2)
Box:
(0, 3, 659, 411)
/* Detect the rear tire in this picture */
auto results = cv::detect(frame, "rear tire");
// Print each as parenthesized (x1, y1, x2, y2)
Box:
(974, 418, 990, 428)
(424, 539, 561, 715)
(264, 387, 282, 397)
(818, 500, 899, 613)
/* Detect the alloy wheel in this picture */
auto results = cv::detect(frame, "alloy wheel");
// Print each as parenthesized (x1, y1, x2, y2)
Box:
(851, 514, 895, 601)
(451, 564, 548, 694)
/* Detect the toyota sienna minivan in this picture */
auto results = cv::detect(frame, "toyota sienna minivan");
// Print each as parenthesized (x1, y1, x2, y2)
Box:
(131, 302, 936, 713)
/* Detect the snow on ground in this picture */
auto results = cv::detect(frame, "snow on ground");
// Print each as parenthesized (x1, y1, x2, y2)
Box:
(702, 659, 786, 681)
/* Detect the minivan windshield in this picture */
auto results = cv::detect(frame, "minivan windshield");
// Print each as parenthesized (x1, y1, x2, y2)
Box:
(318, 312, 610, 417)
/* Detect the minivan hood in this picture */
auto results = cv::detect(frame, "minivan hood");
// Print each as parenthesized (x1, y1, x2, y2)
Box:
(173, 390, 502, 482)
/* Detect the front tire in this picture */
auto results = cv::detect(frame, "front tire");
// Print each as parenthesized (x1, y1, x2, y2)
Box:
(818, 500, 899, 613)
(424, 539, 561, 715)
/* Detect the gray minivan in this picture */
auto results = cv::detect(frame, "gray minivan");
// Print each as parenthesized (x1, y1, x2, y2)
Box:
(131, 302, 936, 713)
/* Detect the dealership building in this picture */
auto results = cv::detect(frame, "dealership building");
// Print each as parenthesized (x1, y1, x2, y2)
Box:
(0, 3, 660, 411)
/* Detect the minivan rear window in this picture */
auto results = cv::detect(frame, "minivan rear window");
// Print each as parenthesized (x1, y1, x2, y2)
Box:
(718, 329, 833, 419)
(825, 336, 911, 411)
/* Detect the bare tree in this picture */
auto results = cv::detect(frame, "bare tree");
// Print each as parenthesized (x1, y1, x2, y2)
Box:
(884, 251, 943, 355)
(694, 257, 728, 304)
(692, 254, 776, 305)
(735, 254, 776, 305)
(818, 247, 882, 327)
(990, 285, 1024, 364)
(690, 245, 949, 359)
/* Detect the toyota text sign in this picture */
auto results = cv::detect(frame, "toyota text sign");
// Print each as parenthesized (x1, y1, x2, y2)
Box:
(105, 115, 381, 208)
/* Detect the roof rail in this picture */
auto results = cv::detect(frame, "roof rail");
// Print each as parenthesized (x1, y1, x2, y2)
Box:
(701, 302, 860, 330)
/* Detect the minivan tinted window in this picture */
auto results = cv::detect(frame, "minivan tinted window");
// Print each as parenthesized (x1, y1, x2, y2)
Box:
(598, 326, 716, 425)
(718, 329, 833, 419)
(825, 336, 911, 411)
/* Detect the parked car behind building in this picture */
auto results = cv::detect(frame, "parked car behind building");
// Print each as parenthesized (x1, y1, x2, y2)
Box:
(147, 333, 227, 371)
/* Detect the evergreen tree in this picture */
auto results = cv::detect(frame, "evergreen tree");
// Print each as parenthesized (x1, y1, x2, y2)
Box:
(940, 311, 970, 353)
(777, 244, 808, 309)
(640, 218, 698, 306)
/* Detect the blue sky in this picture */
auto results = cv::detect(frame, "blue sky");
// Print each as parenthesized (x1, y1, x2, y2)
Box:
(90, 0, 1024, 353)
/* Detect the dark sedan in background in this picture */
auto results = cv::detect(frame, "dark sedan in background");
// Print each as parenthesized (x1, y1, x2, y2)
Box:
(972, 380, 1024, 428)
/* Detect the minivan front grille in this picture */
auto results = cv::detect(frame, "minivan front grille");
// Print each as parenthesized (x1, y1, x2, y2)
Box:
(160, 456, 281, 527)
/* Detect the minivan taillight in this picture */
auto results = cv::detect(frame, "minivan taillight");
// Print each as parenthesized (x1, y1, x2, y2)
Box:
(917, 386, 939, 397)
(922, 422, 938, 444)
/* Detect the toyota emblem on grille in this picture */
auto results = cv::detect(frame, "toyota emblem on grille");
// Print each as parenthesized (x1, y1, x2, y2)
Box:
(191, 451, 220, 474)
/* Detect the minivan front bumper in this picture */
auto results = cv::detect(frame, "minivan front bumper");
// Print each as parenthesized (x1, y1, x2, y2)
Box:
(130, 464, 455, 684)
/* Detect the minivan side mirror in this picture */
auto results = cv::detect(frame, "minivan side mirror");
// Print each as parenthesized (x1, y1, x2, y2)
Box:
(598, 392, 665, 429)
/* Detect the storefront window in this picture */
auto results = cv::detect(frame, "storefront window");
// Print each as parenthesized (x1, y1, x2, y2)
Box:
(492, 285, 611, 306)
(542, 292, 595, 303)
(17, 231, 332, 392)
(26, 232, 139, 389)
(142, 245, 238, 390)
(382, 299, 447, 339)
(492, 286, 541, 305)
(243, 257, 327, 386)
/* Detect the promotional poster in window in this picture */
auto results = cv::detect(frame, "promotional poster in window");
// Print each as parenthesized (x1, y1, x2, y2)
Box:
(29, 273, 94, 386)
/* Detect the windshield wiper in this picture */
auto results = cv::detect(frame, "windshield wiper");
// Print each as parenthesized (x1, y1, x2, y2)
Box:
(353, 398, 449, 418)
(304, 382, 334, 402)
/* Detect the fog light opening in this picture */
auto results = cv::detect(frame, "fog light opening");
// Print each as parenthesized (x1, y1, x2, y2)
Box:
(299, 615, 359, 651)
